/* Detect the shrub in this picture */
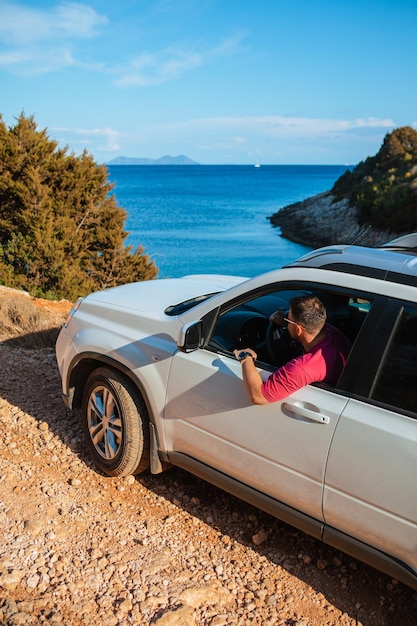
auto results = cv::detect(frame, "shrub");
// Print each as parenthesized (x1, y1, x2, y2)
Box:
(332, 126, 417, 233)
(0, 113, 158, 300)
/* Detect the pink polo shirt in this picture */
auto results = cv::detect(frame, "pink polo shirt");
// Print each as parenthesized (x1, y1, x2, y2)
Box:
(261, 324, 352, 403)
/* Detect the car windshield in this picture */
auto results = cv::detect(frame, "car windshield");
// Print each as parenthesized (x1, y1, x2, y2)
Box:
(164, 292, 219, 316)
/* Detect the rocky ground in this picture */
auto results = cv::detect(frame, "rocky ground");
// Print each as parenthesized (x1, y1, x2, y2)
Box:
(0, 295, 417, 625)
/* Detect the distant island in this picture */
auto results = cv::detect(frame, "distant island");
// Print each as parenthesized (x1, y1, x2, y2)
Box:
(107, 155, 199, 165)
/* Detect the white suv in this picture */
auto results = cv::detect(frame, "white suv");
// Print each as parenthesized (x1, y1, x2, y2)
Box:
(56, 235, 417, 591)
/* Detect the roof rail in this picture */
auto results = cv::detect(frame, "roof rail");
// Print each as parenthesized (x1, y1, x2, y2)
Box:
(380, 233, 417, 251)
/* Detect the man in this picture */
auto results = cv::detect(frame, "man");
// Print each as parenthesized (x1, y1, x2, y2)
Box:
(233, 295, 351, 405)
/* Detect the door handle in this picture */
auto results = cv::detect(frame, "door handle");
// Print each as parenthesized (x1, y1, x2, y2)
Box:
(282, 402, 330, 424)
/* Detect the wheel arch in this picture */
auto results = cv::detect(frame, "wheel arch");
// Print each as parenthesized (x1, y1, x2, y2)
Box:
(66, 352, 156, 425)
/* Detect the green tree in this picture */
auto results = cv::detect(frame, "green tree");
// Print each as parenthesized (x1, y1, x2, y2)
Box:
(0, 113, 157, 300)
(332, 126, 417, 232)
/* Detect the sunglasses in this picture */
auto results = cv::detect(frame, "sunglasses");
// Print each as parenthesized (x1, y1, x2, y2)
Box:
(284, 317, 305, 330)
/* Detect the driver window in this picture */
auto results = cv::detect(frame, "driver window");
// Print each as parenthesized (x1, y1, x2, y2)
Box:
(209, 288, 310, 369)
(209, 286, 372, 371)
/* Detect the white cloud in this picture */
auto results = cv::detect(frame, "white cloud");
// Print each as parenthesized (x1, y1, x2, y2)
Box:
(53, 126, 122, 152)
(115, 48, 202, 87)
(114, 32, 247, 87)
(210, 30, 248, 58)
(0, 1, 107, 45)
(49, 115, 398, 164)
(125, 114, 397, 163)
(150, 115, 396, 141)
(0, 47, 78, 73)
(54, 2, 108, 39)
(0, 1, 107, 74)
(0, 3, 246, 82)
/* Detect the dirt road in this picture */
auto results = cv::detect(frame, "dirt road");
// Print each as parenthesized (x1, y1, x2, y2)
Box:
(0, 335, 416, 625)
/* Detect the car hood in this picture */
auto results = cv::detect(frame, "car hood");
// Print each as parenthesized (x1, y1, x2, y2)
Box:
(83, 274, 248, 315)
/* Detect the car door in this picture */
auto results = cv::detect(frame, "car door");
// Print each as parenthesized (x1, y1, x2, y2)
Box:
(164, 350, 349, 522)
(323, 301, 417, 575)
(163, 283, 352, 524)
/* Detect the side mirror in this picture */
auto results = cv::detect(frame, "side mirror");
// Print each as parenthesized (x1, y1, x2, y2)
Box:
(177, 320, 203, 353)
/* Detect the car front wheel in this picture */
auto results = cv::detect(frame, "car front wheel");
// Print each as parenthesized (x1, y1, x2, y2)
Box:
(81, 367, 150, 477)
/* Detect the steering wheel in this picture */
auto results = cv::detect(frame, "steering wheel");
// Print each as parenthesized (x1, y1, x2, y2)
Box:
(266, 321, 302, 367)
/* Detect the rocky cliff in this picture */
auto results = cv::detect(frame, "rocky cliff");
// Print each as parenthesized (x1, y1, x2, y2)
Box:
(269, 191, 396, 248)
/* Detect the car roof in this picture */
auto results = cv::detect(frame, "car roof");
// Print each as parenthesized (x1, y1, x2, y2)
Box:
(285, 233, 417, 288)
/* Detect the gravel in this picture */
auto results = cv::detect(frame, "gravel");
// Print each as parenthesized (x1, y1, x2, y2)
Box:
(0, 341, 416, 625)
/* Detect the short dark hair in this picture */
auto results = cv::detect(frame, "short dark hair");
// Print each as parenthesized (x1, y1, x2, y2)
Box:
(289, 295, 326, 334)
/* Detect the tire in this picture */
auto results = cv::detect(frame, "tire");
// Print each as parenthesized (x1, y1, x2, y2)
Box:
(81, 366, 150, 477)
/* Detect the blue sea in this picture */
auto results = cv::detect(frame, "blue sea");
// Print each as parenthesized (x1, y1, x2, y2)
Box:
(107, 165, 350, 279)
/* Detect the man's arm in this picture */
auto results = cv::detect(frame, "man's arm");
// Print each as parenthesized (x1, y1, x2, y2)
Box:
(233, 349, 268, 405)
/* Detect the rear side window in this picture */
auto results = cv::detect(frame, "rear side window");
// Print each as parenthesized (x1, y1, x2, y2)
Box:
(371, 306, 417, 414)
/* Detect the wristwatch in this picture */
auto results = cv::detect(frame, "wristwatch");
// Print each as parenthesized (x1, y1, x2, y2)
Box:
(237, 350, 253, 362)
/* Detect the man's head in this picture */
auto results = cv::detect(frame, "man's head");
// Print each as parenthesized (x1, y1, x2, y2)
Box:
(287, 295, 326, 336)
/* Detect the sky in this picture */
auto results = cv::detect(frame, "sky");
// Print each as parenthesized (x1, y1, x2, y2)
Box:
(0, 0, 416, 165)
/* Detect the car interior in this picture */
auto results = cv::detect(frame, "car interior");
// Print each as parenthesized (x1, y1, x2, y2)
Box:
(210, 286, 372, 371)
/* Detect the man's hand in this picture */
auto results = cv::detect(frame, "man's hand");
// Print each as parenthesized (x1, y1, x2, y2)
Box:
(269, 309, 286, 326)
(233, 347, 257, 361)
(233, 347, 268, 405)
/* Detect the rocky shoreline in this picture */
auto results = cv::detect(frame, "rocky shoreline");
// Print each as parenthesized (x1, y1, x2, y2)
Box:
(269, 191, 397, 249)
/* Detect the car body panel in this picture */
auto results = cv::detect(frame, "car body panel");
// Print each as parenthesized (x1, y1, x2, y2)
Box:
(324, 399, 417, 573)
(81, 274, 248, 315)
(164, 348, 349, 520)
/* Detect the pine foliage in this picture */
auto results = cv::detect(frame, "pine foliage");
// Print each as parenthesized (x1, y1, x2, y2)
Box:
(332, 126, 417, 233)
(0, 113, 158, 300)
